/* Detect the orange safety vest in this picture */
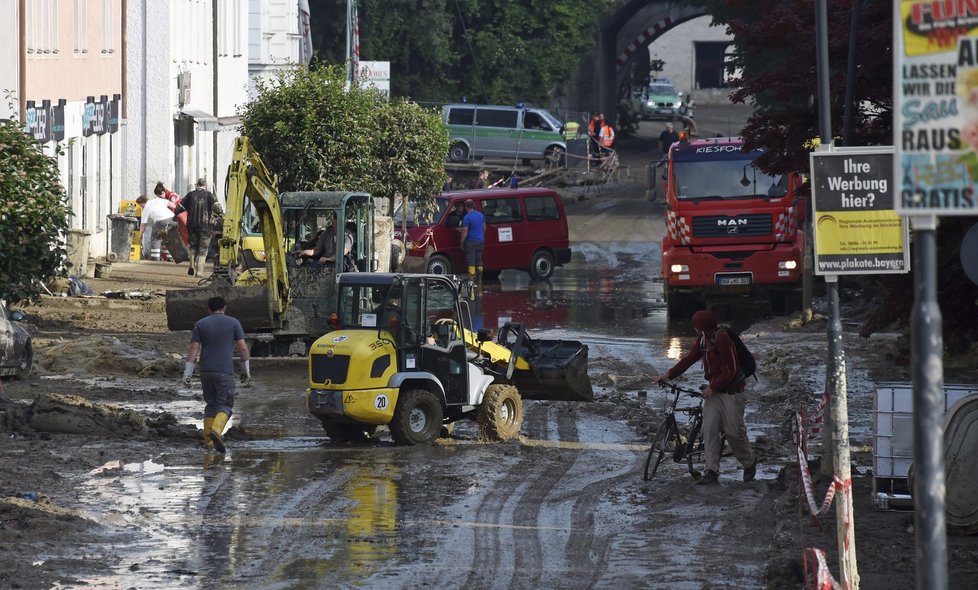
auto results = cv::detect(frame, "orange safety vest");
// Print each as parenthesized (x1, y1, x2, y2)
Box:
(599, 124, 615, 147)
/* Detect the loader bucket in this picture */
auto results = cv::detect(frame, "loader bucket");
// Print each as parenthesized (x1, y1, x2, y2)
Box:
(165, 284, 274, 331)
(513, 339, 593, 402)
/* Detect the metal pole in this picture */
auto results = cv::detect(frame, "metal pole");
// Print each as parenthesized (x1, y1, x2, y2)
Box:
(910, 216, 948, 590)
(815, 0, 835, 477)
(842, 0, 863, 146)
(827, 274, 859, 589)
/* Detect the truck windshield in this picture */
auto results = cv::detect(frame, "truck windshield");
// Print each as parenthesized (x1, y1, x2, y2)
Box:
(673, 160, 787, 200)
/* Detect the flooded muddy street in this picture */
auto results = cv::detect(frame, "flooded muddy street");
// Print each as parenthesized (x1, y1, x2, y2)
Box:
(4, 117, 978, 589)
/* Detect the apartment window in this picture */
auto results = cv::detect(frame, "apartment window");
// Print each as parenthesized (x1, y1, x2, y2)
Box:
(27, 0, 59, 56)
(101, 0, 114, 54)
(74, 0, 89, 54)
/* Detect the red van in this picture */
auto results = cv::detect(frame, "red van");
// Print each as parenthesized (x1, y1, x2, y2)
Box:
(393, 188, 572, 279)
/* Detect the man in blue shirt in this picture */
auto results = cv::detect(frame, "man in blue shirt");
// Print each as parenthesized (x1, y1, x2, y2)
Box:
(459, 199, 486, 291)
(183, 296, 251, 453)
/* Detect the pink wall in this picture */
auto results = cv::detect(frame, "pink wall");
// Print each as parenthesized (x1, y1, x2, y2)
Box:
(26, 1, 121, 101)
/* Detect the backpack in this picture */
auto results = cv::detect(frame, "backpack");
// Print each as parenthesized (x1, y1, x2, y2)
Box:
(718, 328, 757, 382)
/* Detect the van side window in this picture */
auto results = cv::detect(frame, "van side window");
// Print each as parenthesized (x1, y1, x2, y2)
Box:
(448, 108, 475, 125)
(523, 112, 551, 132)
(525, 196, 560, 221)
(483, 198, 522, 224)
(476, 109, 518, 129)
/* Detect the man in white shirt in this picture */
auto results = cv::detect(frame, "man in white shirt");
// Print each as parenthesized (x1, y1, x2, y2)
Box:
(136, 194, 175, 260)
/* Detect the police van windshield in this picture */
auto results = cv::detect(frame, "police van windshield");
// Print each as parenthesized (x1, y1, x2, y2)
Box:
(392, 197, 449, 228)
(673, 159, 787, 200)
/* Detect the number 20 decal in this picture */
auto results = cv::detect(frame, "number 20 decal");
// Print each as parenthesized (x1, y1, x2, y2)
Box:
(374, 394, 389, 410)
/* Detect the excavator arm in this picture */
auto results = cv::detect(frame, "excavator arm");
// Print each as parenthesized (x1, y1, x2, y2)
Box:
(218, 136, 291, 317)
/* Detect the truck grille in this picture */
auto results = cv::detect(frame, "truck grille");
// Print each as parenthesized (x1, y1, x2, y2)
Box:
(311, 354, 350, 384)
(693, 214, 772, 238)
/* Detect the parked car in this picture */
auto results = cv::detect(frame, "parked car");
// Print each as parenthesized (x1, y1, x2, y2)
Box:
(393, 187, 572, 280)
(643, 79, 684, 121)
(0, 302, 32, 380)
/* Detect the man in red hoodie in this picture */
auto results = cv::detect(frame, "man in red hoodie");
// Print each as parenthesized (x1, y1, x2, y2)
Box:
(654, 309, 757, 485)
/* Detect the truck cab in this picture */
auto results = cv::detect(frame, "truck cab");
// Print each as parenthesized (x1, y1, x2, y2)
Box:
(650, 137, 807, 316)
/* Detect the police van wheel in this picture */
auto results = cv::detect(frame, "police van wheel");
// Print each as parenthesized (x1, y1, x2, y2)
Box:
(545, 146, 566, 168)
(449, 142, 469, 162)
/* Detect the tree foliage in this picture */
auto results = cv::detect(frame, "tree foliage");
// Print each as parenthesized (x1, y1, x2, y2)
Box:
(310, 0, 613, 105)
(0, 120, 71, 304)
(239, 64, 448, 209)
(693, 0, 892, 175)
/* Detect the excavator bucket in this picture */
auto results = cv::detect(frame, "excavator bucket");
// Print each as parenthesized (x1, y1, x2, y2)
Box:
(165, 284, 274, 332)
(513, 338, 593, 402)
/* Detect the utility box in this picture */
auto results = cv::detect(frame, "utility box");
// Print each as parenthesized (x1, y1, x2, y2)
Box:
(65, 229, 92, 277)
(873, 382, 978, 510)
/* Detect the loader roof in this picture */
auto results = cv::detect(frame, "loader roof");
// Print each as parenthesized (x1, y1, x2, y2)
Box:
(278, 191, 372, 209)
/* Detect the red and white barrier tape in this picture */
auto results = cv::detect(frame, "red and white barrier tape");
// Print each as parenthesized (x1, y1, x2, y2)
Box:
(803, 548, 843, 590)
(411, 229, 437, 253)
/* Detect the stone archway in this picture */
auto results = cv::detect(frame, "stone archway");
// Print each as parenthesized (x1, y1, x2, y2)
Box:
(596, 1, 706, 121)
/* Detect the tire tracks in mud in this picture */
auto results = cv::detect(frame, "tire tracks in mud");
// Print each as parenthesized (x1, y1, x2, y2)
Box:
(458, 401, 604, 590)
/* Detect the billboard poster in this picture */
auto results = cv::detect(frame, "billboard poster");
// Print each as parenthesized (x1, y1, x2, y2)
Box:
(810, 147, 910, 275)
(895, 1, 978, 215)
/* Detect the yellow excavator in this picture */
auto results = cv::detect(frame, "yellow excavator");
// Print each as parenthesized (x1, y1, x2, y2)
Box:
(165, 136, 377, 356)
(305, 272, 593, 444)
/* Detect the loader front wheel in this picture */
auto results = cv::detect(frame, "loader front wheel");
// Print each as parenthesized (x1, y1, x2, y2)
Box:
(390, 389, 444, 445)
(478, 385, 523, 441)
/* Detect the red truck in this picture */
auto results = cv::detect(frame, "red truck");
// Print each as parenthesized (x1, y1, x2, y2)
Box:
(649, 137, 807, 317)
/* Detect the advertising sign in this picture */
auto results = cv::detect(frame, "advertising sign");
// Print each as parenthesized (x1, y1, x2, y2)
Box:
(358, 61, 390, 96)
(810, 146, 910, 275)
(894, 1, 978, 215)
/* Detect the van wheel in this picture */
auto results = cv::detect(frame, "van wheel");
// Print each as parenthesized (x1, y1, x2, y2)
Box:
(528, 250, 555, 280)
(545, 146, 566, 168)
(449, 142, 469, 162)
(426, 254, 453, 275)
(15, 342, 32, 381)
(390, 389, 444, 445)
(478, 385, 523, 441)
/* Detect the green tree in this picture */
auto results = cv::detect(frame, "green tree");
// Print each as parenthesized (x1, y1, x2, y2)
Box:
(310, 0, 612, 105)
(693, 0, 892, 175)
(0, 120, 71, 304)
(239, 64, 447, 210)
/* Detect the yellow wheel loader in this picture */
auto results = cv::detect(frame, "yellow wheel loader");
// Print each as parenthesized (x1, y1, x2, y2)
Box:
(164, 137, 376, 356)
(305, 272, 593, 445)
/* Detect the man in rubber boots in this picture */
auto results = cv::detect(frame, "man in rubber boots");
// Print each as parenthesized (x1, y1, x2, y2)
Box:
(459, 199, 486, 291)
(183, 296, 251, 453)
(653, 309, 757, 484)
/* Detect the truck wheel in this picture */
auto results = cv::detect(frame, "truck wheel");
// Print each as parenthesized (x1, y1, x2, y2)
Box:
(665, 287, 694, 320)
(322, 421, 376, 442)
(390, 389, 444, 445)
(449, 142, 469, 162)
(426, 254, 453, 275)
(478, 384, 523, 441)
(528, 250, 554, 280)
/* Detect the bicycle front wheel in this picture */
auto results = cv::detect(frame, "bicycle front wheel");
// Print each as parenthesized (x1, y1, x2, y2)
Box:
(643, 418, 675, 481)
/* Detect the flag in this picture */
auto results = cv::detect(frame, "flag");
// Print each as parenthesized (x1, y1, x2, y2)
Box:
(298, 0, 313, 64)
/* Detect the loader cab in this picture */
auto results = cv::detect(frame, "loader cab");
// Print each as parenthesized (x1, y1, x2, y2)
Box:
(336, 273, 472, 405)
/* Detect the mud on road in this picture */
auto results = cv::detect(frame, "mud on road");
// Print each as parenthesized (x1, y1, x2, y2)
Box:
(3, 119, 978, 587)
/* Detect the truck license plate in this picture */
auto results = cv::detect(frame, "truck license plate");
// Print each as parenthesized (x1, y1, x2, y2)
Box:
(718, 276, 750, 286)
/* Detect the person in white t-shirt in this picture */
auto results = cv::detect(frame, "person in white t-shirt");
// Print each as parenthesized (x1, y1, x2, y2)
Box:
(136, 194, 175, 260)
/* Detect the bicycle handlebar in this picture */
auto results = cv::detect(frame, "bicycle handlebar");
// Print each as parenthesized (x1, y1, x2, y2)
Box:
(657, 380, 702, 397)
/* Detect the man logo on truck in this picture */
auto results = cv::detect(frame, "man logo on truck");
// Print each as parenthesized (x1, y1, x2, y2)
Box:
(717, 218, 749, 227)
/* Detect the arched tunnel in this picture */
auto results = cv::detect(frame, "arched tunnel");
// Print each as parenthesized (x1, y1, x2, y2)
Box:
(564, 1, 709, 121)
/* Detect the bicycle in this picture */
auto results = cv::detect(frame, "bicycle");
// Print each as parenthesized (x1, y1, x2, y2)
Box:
(643, 381, 726, 482)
